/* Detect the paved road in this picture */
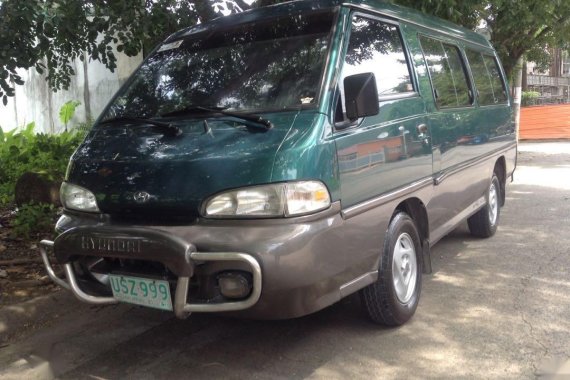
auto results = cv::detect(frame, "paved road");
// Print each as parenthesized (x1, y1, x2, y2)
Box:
(1, 142, 569, 379)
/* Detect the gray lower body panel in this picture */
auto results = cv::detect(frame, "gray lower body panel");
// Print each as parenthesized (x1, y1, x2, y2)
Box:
(48, 203, 386, 319)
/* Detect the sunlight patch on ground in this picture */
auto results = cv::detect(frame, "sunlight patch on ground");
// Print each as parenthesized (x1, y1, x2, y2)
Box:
(431, 273, 466, 286)
(514, 165, 570, 190)
(518, 142, 570, 155)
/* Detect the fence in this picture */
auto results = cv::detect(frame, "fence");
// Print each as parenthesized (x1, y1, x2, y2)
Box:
(525, 74, 570, 107)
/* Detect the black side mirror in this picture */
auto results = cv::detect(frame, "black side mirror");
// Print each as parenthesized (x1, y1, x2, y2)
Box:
(344, 72, 379, 121)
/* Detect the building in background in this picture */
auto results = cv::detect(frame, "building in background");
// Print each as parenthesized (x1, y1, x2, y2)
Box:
(525, 48, 570, 105)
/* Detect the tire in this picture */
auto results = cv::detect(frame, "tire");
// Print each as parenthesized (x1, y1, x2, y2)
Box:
(360, 212, 422, 326)
(468, 174, 501, 238)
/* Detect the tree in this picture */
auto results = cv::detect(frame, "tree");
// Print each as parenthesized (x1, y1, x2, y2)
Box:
(0, 0, 236, 106)
(484, 0, 570, 79)
(394, 0, 485, 30)
(393, 0, 570, 80)
(1, 0, 569, 106)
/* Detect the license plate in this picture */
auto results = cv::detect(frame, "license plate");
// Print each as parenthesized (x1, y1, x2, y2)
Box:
(109, 274, 173, 311)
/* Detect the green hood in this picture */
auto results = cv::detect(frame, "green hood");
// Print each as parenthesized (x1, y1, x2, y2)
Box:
(67, 112, 304, 220)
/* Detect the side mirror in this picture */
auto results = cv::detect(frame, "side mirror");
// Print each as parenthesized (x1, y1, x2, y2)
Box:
(344, 72, 379, 121)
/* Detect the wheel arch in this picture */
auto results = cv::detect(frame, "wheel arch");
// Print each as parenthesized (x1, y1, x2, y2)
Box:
(393, 197, 432, 274)
(393, 197, 429, 243)
(494, 156, 507, 206)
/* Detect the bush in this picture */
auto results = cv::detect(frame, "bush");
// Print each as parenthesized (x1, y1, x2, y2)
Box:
(12, 202, 55, 239)
(522, 91, 540, 107)
(0, 122, 86, 205)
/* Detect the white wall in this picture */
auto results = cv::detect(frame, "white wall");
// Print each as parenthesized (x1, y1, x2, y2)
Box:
(0, 52, 142, 134)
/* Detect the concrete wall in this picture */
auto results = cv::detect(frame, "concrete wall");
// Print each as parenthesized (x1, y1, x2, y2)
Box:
(0, 52, 142, 134)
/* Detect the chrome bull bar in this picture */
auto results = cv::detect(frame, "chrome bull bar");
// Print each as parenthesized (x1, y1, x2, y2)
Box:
(39, 240, 262, 319)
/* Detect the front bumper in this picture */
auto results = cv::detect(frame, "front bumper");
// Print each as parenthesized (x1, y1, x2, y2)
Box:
(39, 202, 385, 319)
(39, 231, 262, 319)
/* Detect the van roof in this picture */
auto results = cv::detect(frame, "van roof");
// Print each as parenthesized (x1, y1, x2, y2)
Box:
(169, 0, 491, 49)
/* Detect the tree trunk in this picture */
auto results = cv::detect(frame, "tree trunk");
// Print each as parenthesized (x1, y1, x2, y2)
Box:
(522, 60, 528, 92)
(512, 57, 524, 142)
(83, 51, 92, 122)
(14, 172, 61, 207)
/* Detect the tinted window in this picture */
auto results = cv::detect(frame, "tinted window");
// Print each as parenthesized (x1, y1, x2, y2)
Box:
(100, 11, 335, 121)
(465, 50, 495, 105)
(420, 36, 472, 108)
(482, 55, 508, 104)
(466, 50, 508, 105)
(343, 17, 413, 97)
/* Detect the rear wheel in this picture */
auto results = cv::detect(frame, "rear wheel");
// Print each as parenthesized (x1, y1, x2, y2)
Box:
(468, 173, 501, 238)
(360, 212, 422, 326)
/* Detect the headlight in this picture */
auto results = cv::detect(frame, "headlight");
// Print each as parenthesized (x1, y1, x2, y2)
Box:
(204, 181, 331, 218)
(60, 182, 100, 213)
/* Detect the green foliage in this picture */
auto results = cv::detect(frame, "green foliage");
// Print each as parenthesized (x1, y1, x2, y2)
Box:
(12, 202, 55, 239)
(0, 0, 235, 102)
(393, 0, 484, 29)
(392, 0, 570, 79)
(522, 91, 540, 107)
(486, 0, 570, 79)
(0, 0, 268, 102)
(59, 100, 81, 131)
(75, 118, 95, 134)
(0, 124, 86, 205)
(1, 0, 569, 99)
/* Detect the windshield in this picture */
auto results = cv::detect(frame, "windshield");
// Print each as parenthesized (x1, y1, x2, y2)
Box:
(100, 11, 335, 122)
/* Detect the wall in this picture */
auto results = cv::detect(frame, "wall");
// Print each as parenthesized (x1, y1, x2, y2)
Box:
(520, 104, 570, 140)
(0, 52, 142, 134)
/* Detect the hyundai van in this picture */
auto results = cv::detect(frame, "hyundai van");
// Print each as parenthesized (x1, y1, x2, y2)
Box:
(40, 0, 516, 326)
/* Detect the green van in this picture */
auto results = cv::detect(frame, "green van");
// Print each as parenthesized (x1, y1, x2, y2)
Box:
(40, 0, 516, 326)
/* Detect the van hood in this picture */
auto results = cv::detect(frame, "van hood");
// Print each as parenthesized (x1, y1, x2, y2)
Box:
(66, 112, 303, 220)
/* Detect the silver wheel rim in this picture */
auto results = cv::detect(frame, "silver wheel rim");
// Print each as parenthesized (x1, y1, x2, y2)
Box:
(488, 182, 498, 226)
(392, 233, 418, 304)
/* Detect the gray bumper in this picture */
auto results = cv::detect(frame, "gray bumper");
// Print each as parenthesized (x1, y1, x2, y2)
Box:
(42, 201, 383, 319)
(39, 237, 262, 319)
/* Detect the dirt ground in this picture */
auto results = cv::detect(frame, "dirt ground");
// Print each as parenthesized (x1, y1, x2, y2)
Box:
(0, 208, 59, 306)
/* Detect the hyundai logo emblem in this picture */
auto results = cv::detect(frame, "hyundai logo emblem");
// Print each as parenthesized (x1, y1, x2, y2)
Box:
(133, 191, 151, 204)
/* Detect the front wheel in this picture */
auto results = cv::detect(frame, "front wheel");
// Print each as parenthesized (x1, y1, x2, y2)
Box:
(360, 212, 422, 326)
(468, 174, 501, 238)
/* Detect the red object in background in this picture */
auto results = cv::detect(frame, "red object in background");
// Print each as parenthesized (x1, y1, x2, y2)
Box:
(520, 104, 570, 140)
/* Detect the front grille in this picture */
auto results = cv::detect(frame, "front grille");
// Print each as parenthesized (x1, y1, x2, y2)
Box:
(110, 211, 199, 225)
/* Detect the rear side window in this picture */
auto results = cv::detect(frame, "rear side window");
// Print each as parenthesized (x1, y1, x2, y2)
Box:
(343, 16, 414, 97)
(419, 36, 472, 108)
(466, 50, 508, 105)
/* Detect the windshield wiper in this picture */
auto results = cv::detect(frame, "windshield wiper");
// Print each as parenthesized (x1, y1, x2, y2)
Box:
(161, 106, 273, 130)
(98, 117, 182, 136)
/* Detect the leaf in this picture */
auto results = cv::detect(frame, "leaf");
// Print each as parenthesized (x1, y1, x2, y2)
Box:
(59, 100, 81, 127)
(23, 122, 36, 138)
(9, 145, 20, 156)
(2, 96, 7, 106)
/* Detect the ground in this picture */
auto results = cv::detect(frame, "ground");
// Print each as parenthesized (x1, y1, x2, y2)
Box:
(0, 141, 569, 379)
(0, 209, 59, 306)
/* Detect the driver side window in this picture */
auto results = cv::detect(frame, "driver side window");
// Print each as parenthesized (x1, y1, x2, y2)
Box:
(336, 15, 414, 123)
